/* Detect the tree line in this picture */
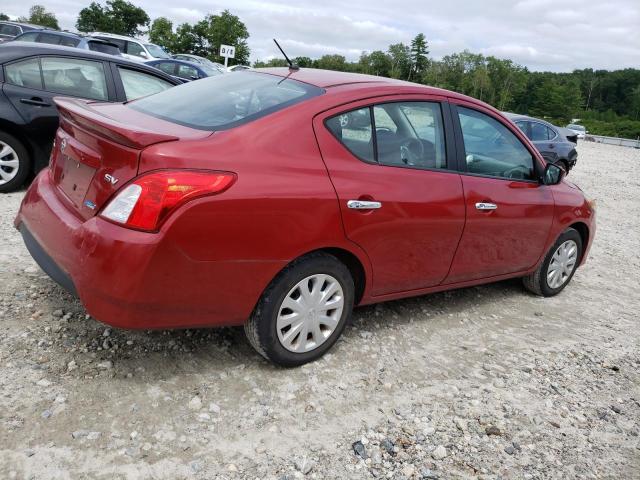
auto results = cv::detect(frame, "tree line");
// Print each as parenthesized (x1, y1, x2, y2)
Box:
(3, 3, 639, 139)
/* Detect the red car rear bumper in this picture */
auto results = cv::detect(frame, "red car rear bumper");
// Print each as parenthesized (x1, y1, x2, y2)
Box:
(15, 170, 285, 329)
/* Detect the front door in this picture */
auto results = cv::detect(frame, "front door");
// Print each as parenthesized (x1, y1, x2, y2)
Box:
(314, 97, 466, 296)
(445, 103, 554, 283)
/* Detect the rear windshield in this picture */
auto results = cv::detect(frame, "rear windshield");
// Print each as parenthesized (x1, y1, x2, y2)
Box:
(129, 71, 323, 131)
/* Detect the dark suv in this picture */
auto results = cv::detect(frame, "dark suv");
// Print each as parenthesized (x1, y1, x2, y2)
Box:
(505, 113, 578, 172)
(13, 30, 121, 56)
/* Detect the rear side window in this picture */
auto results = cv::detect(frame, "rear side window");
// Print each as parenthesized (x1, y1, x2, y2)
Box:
(130, 71, 323, 131)
(118, 67, 173, 101)
(41, 57, 108, 101)
(154, 62, 176, 75)
(4, 58, 43, 89)
(457, 107, 535, 181)
(59, 36, 81, 48)
(0, 24, 21, 36)
(125, 41, 145, 57)
(530, 122, 556, 141)
(88, 41, 120, 55)
(326, 108, 375, 163)
(37, 33, 62, 45)
(177, 64, 199, 80)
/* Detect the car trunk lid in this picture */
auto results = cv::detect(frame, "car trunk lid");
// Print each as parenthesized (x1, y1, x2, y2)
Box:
(51, 97, 211, 220)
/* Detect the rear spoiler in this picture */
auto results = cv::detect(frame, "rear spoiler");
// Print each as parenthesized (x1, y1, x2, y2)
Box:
(558, 127, 578, 144)
(54, 97, 180, 149)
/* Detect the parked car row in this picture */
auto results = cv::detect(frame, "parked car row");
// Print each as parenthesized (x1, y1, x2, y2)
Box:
(10, 66, 595, 366)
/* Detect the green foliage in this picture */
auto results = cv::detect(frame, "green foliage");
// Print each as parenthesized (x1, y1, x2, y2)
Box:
(147, 10, 250, 65)
(0, 13, 11, 21)
(18, 5, 59, 29)
(76, 0, 149, 36)
(409, 33, 429, 80)
(315, 54, 349, 71)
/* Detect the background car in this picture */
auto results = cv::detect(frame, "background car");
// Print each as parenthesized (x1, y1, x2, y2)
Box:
(228, 64, 251, 72)
(15, 69, 594, 367)
(145, 58, 224, 82)
(0, 21, 49, 44)
(566, 123, 587, 139)
(172, 53, 226, 73)
(0, 42, 180, 192)
(88, 32, 170, 61)
(505, 113, 578, 172)
(13, 30, 121, 56)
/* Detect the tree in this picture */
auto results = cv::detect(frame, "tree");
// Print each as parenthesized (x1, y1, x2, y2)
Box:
(388, 43, 411, 79)
(149, 17, 176, 52)
(76, 0, 149, 37)
(293, 56, 313, 68)
(204, 10, 250, 65)
(409, 33, 429, 79)
(360, 50, 392, 77)
(0, 13, 10, 21)
(315, 54, 348, 71)
(18, 5, 59, 29)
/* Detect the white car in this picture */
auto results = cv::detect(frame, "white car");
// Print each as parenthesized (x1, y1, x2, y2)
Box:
(89, 32, 170, 62)
(566, 124, 587, 139)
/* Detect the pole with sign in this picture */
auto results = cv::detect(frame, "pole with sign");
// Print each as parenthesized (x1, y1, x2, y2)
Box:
(220, 44, 236, 68)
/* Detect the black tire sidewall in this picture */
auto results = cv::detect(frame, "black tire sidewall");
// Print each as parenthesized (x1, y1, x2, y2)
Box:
(256, 255, 354, 367)
(539, 229, 582, 296)
(0, 132, 30, 193)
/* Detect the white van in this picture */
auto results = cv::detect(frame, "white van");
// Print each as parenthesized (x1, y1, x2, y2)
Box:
(89, 32, 170, 62)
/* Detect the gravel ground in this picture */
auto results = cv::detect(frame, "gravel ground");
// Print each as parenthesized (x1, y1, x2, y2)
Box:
(1, 141, 639, 479)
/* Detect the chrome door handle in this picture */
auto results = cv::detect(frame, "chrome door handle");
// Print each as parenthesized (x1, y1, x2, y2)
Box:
(475, 202, 497, 211)
(347, 200, 382, 210)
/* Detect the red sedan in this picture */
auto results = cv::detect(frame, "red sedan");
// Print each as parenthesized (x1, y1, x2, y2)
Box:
(15, 68, 595, 366)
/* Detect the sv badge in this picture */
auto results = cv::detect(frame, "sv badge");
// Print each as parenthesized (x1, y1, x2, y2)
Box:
(104, 174, 119, 186)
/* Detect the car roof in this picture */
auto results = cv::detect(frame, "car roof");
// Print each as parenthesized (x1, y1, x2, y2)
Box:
(0, 21, 49, 30)
(89, 32, 141, 42)
(503, 112, 556, 127)
(17, 30, 80, 39)
(148, 58, 201, 67)
(0, 42, 177, 77)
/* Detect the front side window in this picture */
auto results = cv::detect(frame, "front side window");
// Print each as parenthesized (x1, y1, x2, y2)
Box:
(374, 102, 446, 169)
(457, 107, 535, 181)
(530, 122, 555, 141)
(16, 32, 38, 42)
(326, 107, 375, 163)
(4, 58, 43, 89)
(58, 36, 80, 48)
(88, 41, 120, 55)
(130, 71, 322, 131)
(154, 62, 176, 75)
(145, 44, 170, 59)
(41, 57, 108, 101)
(0, 24, 20, 37)
(37, 33, 62, 45)
(177, 64, 199, 79)
(125, 41, 145, 57)
(118, 67, 174, 101)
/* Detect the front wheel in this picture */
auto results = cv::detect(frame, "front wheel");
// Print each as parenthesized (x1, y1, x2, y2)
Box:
(523, 228, 582, 296)
(245, 253, 354, 367)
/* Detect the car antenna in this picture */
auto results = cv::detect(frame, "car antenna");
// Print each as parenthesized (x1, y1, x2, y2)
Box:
(273, 39, 299, 71)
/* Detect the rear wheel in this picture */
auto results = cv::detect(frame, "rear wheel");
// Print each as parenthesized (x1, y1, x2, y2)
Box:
(0, 132, 30, 193)
(523, 228, 582, 296)
(245, 253, 354, 367)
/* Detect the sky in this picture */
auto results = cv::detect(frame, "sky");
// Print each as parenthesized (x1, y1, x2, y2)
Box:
(3, 0, 639, 72)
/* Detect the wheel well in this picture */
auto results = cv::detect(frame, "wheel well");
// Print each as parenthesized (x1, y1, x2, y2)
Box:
(569, 222, 589, 259)
(316, 247, 366, 305)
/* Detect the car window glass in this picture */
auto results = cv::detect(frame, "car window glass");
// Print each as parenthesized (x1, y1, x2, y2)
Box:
(0, 24, 21, 36)
(458, 106, 535, 181)
(125, 41, 145, 57)
(177, 64, 198, 79)
(118, 67, 173, 101)
(530, 122, 550, 141)
(4, 57, 43, 89)
(374, 102, 447, 169)
(102, 37, 125, 52)
(88, 41, 120, 55)
(515, 121, 528, 136)
(546, 126, 556, 140)
(16, 32, 38, 42)
(37, 33, 61, 45)
(154, 62, 176, 75)
(326, 107, 375, 163)
(59, 36, 80, 47)
(41, 57, 108, 101)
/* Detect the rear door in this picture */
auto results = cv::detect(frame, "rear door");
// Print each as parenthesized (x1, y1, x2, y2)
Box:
(314, 96, 466, 296)
(444, 102, 554, 283)
(2, 55, 114, 160)
(529, 121, 558, 163)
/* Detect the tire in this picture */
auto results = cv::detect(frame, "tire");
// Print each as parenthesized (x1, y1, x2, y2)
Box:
(245, 252, 355, 367)
(0, 131, 31, 194)
(523, 228, 582, 297)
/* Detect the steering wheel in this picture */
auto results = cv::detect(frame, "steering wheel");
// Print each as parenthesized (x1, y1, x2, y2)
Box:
(400, 138, 424, 166)
(504, 165, 530, 180)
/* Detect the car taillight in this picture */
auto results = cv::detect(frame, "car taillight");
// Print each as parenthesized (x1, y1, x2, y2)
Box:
(100, 170, 236, 232)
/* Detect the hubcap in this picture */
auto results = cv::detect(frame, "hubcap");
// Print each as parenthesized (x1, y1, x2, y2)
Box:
(0, 141, 20, 186)
(547, 240, 578, 289)
(277, 274, 344, 353)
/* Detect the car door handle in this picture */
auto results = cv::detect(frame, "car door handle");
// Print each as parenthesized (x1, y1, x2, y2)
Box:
(20, 97, 51, 107)
(475, 202, 498, 211)
(347, 200, 382, 210)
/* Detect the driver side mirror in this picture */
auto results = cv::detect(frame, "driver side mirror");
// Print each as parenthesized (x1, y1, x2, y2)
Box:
(139, 51, 148, 58)
(542, 163, 564, 185)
